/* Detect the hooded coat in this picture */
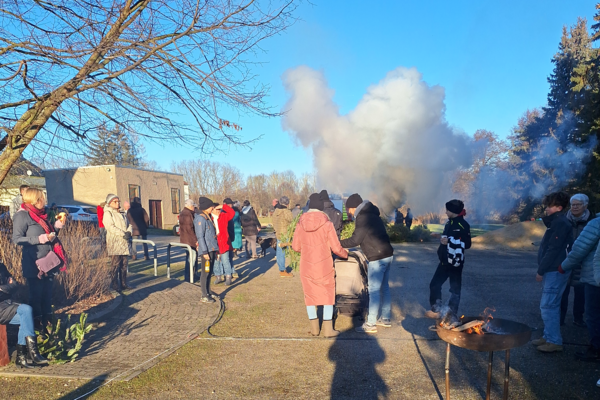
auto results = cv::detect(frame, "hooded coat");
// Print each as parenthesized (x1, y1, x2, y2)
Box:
(241, 205, 261, 236)
(340, 201, 393, 262)
(103, 206, 133, 256)
(214, 204, 235, 254)
(292, 211, 348, 306)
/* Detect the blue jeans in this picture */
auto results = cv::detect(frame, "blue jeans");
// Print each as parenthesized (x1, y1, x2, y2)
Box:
(367, 256, 393, 325)
(214, 251, 234, 276)
(540, 271, 570, 345)
(9, 304, 35, 345)
(276, 240, 286, 272)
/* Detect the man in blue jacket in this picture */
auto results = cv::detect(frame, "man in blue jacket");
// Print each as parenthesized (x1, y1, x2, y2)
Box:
(532, 192, 573, 353)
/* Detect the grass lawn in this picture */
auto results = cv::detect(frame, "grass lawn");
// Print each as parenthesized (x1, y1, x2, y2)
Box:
(426, 223, 505, 237)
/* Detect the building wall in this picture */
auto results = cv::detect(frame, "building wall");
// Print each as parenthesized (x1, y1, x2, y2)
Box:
(114, 166, 184, 229)
(45, 166, 184, 229)
(45, 167, 117, 207)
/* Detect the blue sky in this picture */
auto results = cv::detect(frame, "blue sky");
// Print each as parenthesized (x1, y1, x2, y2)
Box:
(144, 0, 598, 176)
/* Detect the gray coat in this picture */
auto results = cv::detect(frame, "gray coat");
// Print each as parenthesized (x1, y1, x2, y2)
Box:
(12, 209, 54, 279)
(194, 212, 218, 256)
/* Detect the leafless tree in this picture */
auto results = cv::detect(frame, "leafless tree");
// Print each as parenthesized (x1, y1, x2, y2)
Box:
(0, 0, 298, 184)
(171, 159, 244, 200)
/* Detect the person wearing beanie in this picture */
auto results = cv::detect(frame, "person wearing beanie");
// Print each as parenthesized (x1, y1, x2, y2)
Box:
(194, 197, 219, 303)
(272, 196, 294, 278)
(341, 193, 394, 334)
(292, 193, 348, 337)
(211, 200, 236, 286)
(240, 200, 261, 259)
(103, 194, 133, 291)
(320, 190, 343, 237)
(230, 201, 244, 262)
(426, 199, 472, 319)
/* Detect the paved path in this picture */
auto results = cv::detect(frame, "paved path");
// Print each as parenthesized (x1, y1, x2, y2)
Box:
(0, 276, 219, 381)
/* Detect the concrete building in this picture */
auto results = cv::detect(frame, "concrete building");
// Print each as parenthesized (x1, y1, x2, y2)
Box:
(44, 165, 186, 229)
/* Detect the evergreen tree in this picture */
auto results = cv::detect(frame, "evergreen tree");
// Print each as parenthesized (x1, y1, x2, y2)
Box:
(85, 125, 141, 167)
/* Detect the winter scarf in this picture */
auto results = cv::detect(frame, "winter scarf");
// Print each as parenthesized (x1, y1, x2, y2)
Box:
(242, 206, 252, 214)
(22, 203, 68, 272)
(567, 209, 590, 223)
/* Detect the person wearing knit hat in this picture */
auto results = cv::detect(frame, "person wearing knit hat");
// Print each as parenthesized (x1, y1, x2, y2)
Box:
(194, 196, 219, 303)
(272, 195, 294, 278)
(292, 193, 348, 337)
(340, 193, 394, 334)
(103, 194, 133, 291)
(320, 190, 343, 237)
(180, 198, 198, 283)
(309, 193, 324, 211)
(425, 199, 471, 319)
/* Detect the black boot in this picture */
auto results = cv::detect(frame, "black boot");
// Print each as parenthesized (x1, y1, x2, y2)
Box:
(575, 346, 600, 362)
(15, 344, 34, 369)
(25, 336, 48, 365)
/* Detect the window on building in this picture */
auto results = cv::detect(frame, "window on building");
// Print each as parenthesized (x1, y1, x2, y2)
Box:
(171, 188, 180, 214)
(129, 184, 140, 203)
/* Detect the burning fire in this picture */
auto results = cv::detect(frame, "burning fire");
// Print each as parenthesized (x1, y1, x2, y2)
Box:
(439, 308, 497, 335)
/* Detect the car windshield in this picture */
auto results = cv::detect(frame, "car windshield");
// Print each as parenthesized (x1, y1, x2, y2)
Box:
(82, 207, 97, 214)
(58, 206, 82, 214)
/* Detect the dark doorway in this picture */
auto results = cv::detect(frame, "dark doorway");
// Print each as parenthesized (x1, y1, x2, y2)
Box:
(149, 200, 163, 229)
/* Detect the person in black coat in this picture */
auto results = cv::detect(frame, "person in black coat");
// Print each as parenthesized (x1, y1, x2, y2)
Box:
(0, 263, 48, 368)
(241, 200, 261, 258)
(127, 197, 150, 260)
(320, 190, 343, 236)
(341, 193, 394, 333)
(425, 199, 471, 318)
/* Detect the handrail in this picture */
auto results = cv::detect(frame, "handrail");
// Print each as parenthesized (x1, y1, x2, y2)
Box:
(131, 239, 158, 276)
(166, 242, 196, 283)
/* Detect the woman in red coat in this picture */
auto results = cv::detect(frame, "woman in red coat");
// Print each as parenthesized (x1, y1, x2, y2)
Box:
(292, 193, 348, 337)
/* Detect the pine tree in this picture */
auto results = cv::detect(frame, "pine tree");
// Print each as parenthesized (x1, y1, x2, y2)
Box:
(85, 125, 141, 167)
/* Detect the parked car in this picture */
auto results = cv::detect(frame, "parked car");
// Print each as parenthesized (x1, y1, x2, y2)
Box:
(56, 205, 98, 223)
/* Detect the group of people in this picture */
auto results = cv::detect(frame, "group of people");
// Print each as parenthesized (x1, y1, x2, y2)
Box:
(422, 192, 599, 367)
(394, 207, 414, 230)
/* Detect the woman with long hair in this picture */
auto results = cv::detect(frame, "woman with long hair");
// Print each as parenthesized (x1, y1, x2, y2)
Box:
(12, 188, 67, 329)
(292, 193, 348, 337)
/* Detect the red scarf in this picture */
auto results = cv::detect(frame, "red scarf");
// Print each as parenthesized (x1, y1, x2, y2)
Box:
(458, 209, 467, 217)
(23, 203, 68, 272)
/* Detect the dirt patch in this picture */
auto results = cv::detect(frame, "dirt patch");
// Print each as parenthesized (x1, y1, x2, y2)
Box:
(471, 221, 545, 251)
(53, 293, 115, 315)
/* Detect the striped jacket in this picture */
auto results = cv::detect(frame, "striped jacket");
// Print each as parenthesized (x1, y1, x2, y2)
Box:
(437, 216, 471, 267)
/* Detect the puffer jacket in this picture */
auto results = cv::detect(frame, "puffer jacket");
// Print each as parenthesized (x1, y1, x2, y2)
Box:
(0, 263, 19, 325)
(272, 206, 293, 241)
(566, 210, 595, 284)
(194, 211, 219, 256)
(562, 217, 600, 287)
(103, 206, 132, 256)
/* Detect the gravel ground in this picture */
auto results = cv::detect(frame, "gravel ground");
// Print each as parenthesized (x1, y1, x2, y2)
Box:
(2, 242, 599, 399)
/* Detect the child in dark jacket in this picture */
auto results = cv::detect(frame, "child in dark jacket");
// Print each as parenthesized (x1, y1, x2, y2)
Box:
(426, 200, 471, 318)
(532, 191, 573, 353)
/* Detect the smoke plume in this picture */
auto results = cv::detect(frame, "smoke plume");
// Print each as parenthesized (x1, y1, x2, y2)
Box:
(282, 66, 596, 219)
(281, 66, 473, 214)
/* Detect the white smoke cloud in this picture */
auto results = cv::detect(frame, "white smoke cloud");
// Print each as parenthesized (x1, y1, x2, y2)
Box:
(281, 65, 474, 214)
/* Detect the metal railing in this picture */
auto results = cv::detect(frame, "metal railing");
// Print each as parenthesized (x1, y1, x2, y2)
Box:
(166, 242, 196, 283)
(131, 239, 158, 276)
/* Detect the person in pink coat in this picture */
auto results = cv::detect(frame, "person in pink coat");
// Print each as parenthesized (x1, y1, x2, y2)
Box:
(292, 193, 348, 337)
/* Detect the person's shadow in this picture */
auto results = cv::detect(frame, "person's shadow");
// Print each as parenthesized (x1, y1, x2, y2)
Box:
(328, 332, 388, 399)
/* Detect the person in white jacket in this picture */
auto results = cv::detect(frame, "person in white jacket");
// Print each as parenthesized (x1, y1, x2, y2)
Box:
(103, 194, 133, 291)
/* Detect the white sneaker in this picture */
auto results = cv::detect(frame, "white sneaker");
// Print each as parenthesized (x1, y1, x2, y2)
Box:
(596, 378, 600, 388)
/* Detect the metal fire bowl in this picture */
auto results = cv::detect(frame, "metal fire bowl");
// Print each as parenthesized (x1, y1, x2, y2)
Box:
(436, 317, 532, 352)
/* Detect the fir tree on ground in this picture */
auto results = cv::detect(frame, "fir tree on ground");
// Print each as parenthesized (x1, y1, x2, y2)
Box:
(85, 125, 142, 167)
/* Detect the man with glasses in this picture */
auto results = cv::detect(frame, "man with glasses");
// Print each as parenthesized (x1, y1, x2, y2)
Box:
(561, 194, 594, 328)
